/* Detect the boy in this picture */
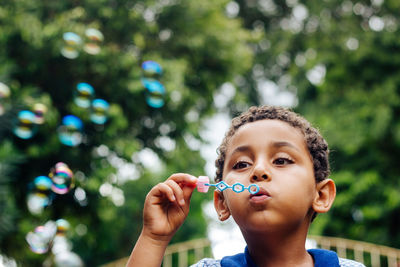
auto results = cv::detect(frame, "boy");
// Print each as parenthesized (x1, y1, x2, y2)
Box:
(126, 106, 365, 267)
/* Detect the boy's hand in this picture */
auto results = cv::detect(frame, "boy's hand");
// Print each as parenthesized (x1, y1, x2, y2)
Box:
(141, 173, 198, 242)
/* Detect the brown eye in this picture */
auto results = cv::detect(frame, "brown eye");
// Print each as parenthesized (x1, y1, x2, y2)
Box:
(233, 161, 250, 169)
(273, 158, 294, 165)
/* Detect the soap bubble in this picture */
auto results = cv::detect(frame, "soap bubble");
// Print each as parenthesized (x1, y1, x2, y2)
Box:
(57, 115, 83, 147)
(56, 219, 70, 235)
(142, 79, 166, 108)
(13, 110, 37, 139)
(27, 192, 50, 215)
(90, 99, 109, 124)
(26, 221, 57, 254)
(54, 251, 84, 267)
(83, 28, 104, 55)
(142, 61, 162, 78)
(34, 175, 53, 192)
(33, 103, 47, 124)
(74, 83, 94, 108)
(0, 82, 10, 98)
(49, 162, 74, 194)
(0, 82, 10, 116)
(61, 32, 82, 59)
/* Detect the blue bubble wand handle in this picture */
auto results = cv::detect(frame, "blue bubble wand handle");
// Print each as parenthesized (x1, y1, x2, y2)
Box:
(196, 176, 259, 194)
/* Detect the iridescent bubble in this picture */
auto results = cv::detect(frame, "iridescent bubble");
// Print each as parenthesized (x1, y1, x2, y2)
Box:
(57, 115, 83, 147)
(13, 110, 37, 139)
(142, 78, 166, 108)
(90, 99, 109, 124)
(34, 175, 53, 192)
(142, 61, 162, 78)
(26, 175, 53, 215)
(49, 162, 74, 194)
(83, 28, 104, 55)
(61, 32, 82, 59)
(56, 219, 70, 235)
(26, 221, 57, 254)
(74, 83, 94, 108)
(33, 103, 47, 124)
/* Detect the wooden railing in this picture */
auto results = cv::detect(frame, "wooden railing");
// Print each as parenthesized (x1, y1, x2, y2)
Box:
(103, 236, 400, 267)
(308, 235, 400, 267)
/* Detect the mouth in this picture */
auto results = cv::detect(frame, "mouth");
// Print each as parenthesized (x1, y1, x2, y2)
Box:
(249, 187, 271, 202)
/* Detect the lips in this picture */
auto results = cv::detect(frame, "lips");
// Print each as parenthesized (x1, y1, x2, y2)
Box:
(249, 187, 271, 203)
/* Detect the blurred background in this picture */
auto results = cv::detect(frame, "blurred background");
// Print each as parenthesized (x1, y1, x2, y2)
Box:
(1, 0, 400, 266)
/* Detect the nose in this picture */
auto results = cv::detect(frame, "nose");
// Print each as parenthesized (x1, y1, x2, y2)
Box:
(251, 161, 271, 182)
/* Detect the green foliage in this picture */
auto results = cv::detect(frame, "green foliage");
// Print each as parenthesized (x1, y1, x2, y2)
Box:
(0, 0, 254, 265)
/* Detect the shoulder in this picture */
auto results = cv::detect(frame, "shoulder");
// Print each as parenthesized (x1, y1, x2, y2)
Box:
(190, 258, 221, 267)
(339, 258, 366, 267)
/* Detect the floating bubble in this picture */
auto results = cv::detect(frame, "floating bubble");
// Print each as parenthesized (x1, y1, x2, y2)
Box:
(142, 61, 162, 78)
(54, 251, 84, 267)
(0, 82, 8, 115)
(52, 235, 72, 255)
(34, 175, 53, 192)
(49, 162, 74, 194)
(74, 83, 94, 108)
(13, 110, 37, 139)
(61, 32, 82, 59)
(27, 192, 50, 215)
(142, 78, 166, 108)
(26, 221, 57, 254)
(90, 98, 109, 124)
(33, 103, 47, 124)
(56, 219, 70, 235)
(57, 115, 83, 147)
(83, 28, 104, 55)
(0, 82, 10, 98)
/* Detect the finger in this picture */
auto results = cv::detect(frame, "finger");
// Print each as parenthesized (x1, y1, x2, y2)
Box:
(167, 173, 198, 187)
(165, 179, 186, 206)
(148, 182, 176, 203)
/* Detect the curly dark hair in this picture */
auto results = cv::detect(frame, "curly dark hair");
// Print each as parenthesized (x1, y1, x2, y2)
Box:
(215, 105, 330, 183)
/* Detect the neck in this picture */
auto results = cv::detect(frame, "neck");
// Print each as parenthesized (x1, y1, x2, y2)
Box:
(242, 225, 313, 267)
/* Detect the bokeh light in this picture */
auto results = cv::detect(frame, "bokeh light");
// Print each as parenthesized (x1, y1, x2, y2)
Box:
(142, 61, 162, 78)
(142, 78, 166, 108)
(53, 251, 84, 267)
(27, 192, 51, 215)
(57, 115, 83, 147)
(83, 28, 104, 55)
(49, 162, 74, 195)
(13, 110, 37, 139)
(61, 32, 82, 59)
(74, 83, 95, 108)
(90, 98, 109, 125)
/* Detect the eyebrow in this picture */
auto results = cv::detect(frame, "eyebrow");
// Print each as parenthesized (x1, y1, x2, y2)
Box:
(272, 141, 301, 152)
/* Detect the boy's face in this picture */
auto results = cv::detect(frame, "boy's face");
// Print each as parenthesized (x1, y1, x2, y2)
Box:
(216, 119, 318, 234)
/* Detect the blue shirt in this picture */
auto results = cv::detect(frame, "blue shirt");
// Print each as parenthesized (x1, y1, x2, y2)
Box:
(191, 247, 366, 267)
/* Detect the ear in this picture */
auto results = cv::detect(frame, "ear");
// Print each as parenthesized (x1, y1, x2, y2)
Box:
(312, 179, 336, 214)
(214, 190, 231, 221)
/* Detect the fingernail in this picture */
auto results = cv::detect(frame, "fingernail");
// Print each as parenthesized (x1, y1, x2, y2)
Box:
(180, 199, 185, 206)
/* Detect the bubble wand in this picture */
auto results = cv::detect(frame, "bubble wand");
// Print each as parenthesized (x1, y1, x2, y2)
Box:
(196, 176, 259, 194)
